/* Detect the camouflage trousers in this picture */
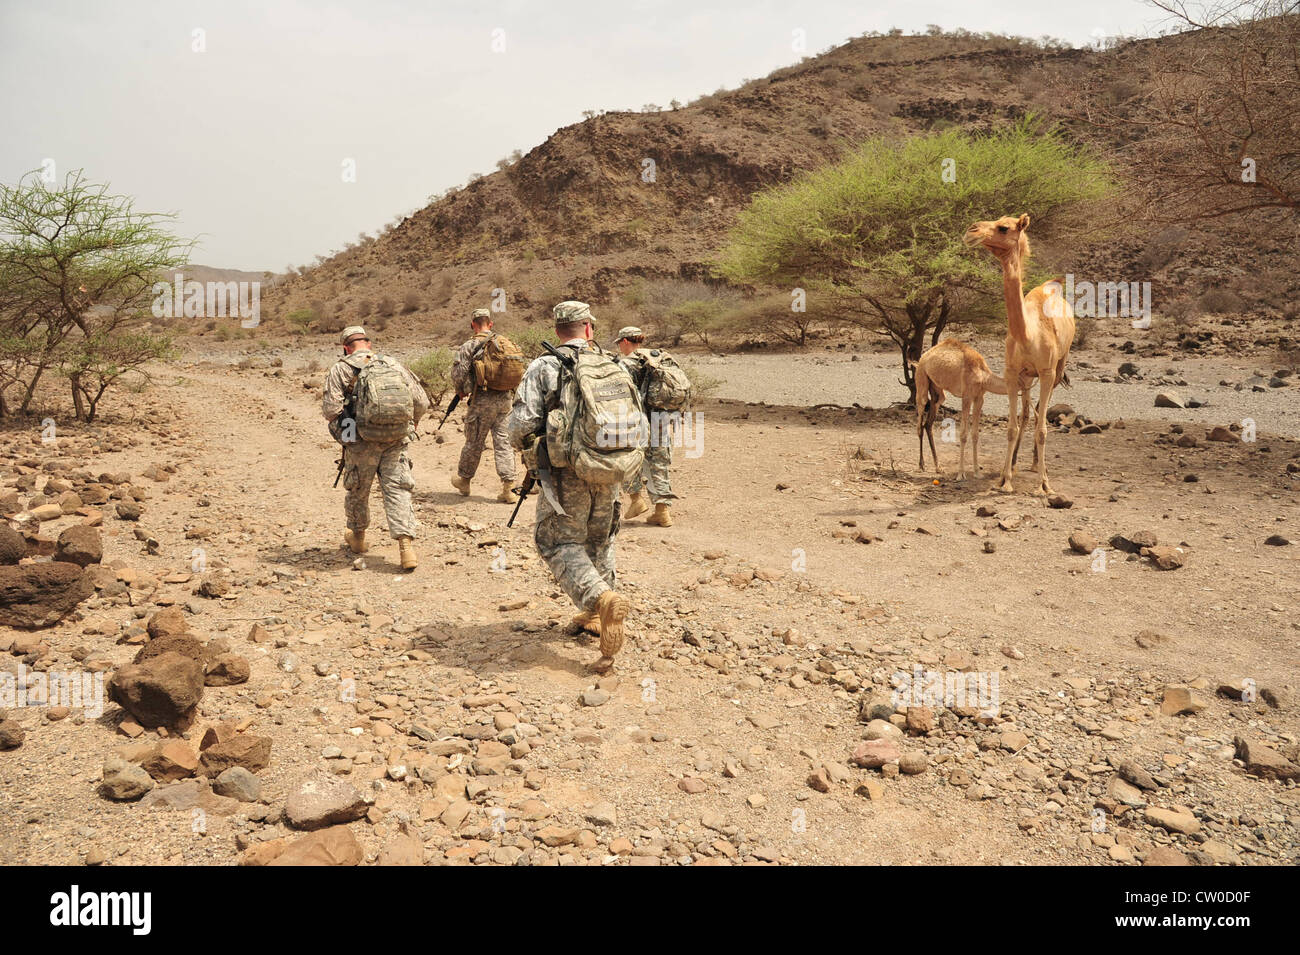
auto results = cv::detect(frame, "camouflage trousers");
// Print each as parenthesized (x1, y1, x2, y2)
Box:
(458, 390, 516, 483)
(534, 468, 621, 612)
(625, 412, 676, 502)
(342, 438, 417, 539)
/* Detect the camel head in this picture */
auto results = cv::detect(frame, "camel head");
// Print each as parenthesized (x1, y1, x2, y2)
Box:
(964, 214, 1031, 263)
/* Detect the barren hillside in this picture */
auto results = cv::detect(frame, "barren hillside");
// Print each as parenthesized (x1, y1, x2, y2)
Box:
(247, 29, 1297, 349)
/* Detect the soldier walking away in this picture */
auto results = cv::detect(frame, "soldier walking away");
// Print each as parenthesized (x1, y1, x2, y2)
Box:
(614, 326, 692, 527)
(449, 307, 522, 503)
(322, 326, 430, 571)
(507, 302, 647, 673)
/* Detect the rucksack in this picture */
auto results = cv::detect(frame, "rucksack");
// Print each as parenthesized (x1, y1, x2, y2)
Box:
(637, 348, 692, 411)
(545, 346, 646, 486)
(474, 333, 525, 392)
(348, 355, 414, 443)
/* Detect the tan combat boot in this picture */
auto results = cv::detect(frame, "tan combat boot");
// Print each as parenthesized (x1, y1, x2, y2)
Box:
(591, 590, 630, 673)
(398, 536, 418, 571)
(344, 529, 367, 554)
(498, 480, 517, 504)
(567, 609, 601, 636)
(646, 503, 673, 527)
(450, 474, 470, 496)
(624, 489, 649, 519)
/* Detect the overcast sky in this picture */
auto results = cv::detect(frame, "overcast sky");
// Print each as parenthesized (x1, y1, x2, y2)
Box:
(0, 0, 1170, 271)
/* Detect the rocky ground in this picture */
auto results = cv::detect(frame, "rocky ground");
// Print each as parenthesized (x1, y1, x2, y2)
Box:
(1, 341, 1297, 866)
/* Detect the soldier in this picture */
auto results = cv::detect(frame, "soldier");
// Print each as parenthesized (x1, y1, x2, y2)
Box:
(450, 307, 519, 504)
(322, 326, 430, 570)
(615, 326, 681, 527)
(507, 302, 641, 674)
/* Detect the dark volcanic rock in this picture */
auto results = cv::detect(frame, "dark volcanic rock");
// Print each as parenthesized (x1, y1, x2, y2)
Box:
(108, 651, 204, 729)
(55, 525, 102, 567)
(0, 562, 94, 628)
(0, 524, 25, 565)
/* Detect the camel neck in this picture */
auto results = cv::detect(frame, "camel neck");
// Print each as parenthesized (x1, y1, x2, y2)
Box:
(1001, 253, 1027, 341)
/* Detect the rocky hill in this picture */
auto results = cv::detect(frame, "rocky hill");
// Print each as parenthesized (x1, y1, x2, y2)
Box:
(252, 29, 1297, 349)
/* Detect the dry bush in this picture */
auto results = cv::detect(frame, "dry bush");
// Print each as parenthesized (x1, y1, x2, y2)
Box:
(1074, 315, 1096, 349)
(435, 274, 455, 304)
(402, 291, 421, 314)
(1075, 2, 1299, 223)
(1137, 227, 1189, 273)
(1164, 296, 1195, 330)
(633, 278, 743, 348)
(869, 95, 899, 116)
(316, 314, 346, 336)
(376, 296, 395, 318)
(1197, 289, 1245, 314)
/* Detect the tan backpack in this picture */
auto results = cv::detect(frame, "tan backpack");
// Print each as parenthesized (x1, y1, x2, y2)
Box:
(474, 333, 525, 391)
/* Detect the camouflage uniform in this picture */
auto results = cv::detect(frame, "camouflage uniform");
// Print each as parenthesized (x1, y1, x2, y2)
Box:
(451, 330, 517, 483)
(322, 348, 430, 539)
(618, 349, 678, 504)
(507, 339, 621, 612)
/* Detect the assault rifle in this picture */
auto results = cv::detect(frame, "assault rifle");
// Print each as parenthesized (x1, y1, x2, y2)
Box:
(436, 393, 461, 431)
(332, 394, 355, 487)
(505, 470, 534, 528)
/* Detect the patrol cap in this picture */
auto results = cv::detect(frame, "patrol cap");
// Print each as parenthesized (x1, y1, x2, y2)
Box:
(552, 301, 593, 327)
(340, 325, 368, 345)
(615, 326, 644, 341)
(471, 307, 492, 320)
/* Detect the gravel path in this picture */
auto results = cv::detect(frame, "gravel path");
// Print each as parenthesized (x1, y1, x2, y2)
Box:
(691, 350, 1300, 439)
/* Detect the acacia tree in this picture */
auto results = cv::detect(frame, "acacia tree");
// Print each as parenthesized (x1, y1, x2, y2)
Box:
(715, 118, 1119, 399)
(0, 169, 189, 418)
(59, 331, 177, 422)
(1079, 1, 1299, 222)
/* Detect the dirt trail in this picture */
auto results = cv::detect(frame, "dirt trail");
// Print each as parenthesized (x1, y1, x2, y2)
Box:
(3, 350, 1298, 866)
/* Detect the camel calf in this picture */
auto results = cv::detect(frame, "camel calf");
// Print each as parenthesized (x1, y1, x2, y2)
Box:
(915, 339, 1007, 480)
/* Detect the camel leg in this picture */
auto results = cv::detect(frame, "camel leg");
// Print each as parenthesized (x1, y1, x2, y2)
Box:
(971, 393, 984, 477)
(1030, 380, 1044, 470)
(1034, 372, 1057, 495)
(1011, 387, 1033, 473)
(999, 379, 1020, 492)
(917, 410, 926, 471)
(958, 397, 971, 480)
(915, 369, 930, 471)
(925, 416, 939, 474)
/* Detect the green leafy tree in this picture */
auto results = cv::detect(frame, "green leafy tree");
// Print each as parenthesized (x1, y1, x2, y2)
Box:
(0, 169, 189, 417)
(716, 118, 1119, 399)
(409, 347, 455, 407)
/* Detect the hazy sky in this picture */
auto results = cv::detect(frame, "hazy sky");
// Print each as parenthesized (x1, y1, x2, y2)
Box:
(0, 0, 1169, 271)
